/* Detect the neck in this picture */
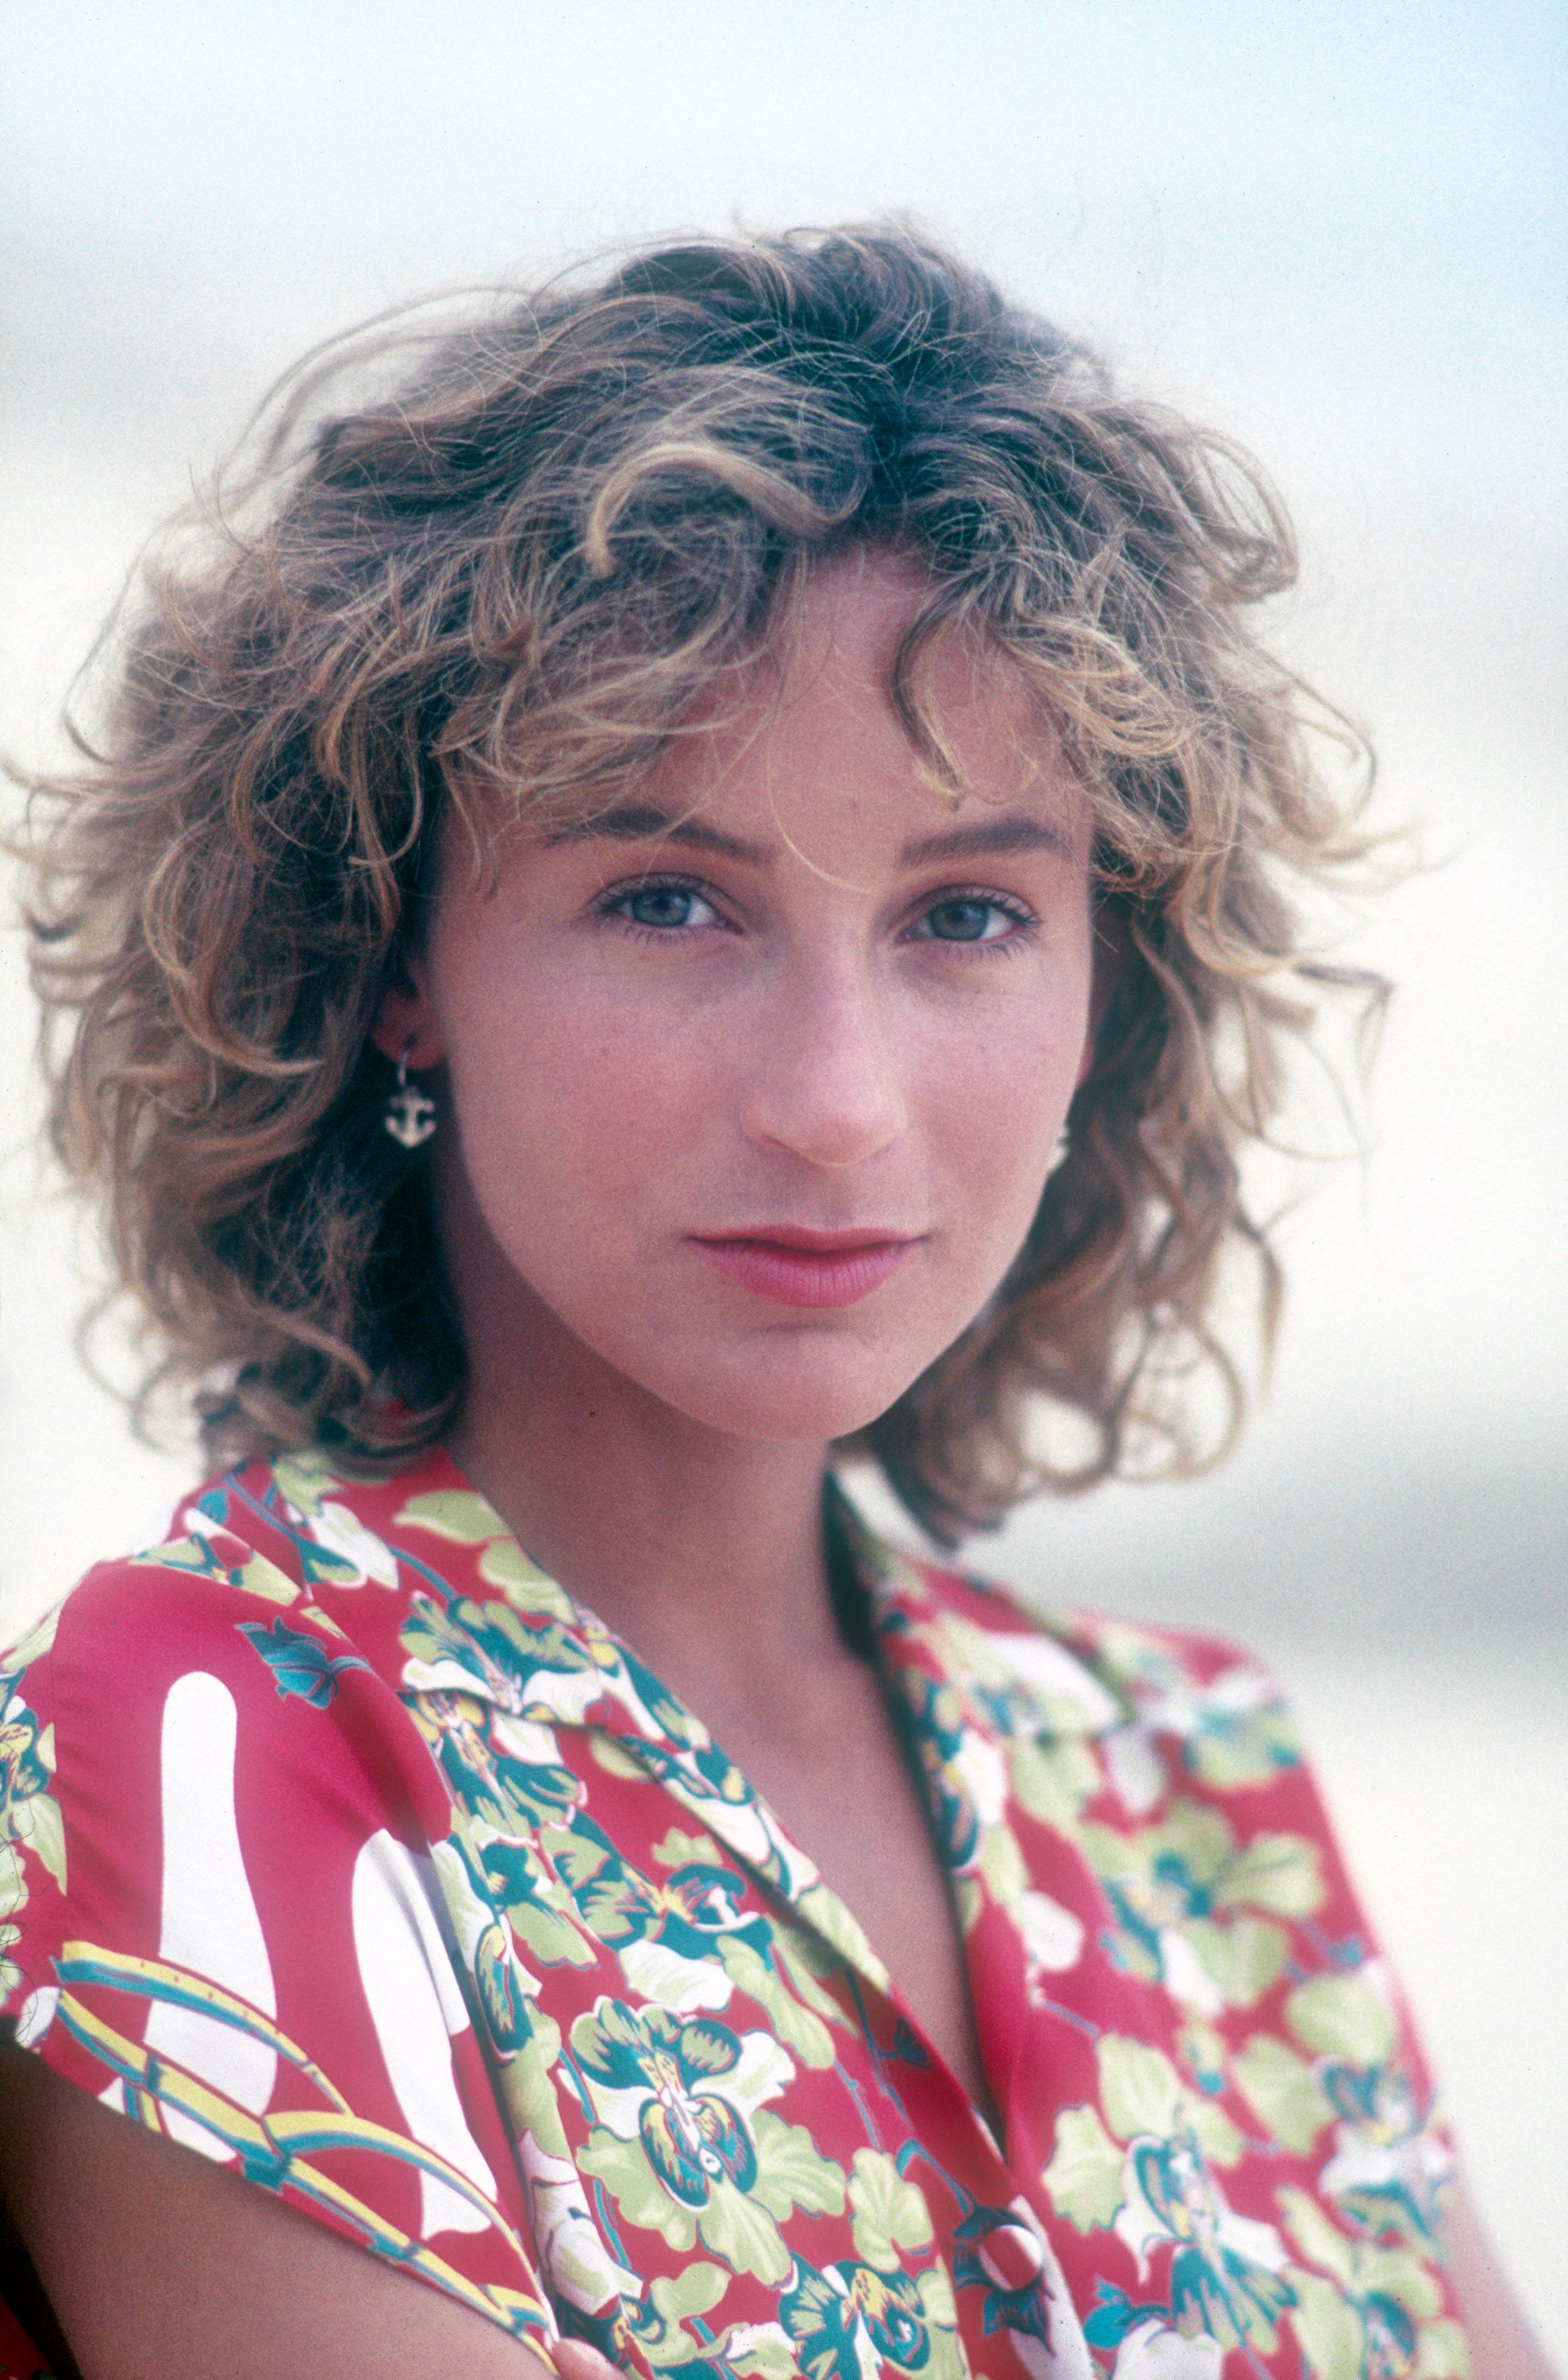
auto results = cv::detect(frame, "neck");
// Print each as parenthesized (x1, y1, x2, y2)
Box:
(444, 1264, 851, 1718)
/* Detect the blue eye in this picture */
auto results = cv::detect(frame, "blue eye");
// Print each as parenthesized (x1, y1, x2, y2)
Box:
(612, 882, 719, 931)
(915, 895, 1024, 944)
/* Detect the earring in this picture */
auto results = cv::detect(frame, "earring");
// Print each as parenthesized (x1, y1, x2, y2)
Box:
(1044, 1125, 1070, 1178)
(384, 1042, 437, 1149)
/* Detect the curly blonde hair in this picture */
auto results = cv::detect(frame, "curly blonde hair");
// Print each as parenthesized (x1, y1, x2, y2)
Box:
(22, 224, 1379, 1544)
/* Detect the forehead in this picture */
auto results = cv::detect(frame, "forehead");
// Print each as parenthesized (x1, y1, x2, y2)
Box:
(636, 548, 1082, 839)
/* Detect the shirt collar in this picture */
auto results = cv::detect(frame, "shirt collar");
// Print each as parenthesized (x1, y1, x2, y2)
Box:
(363, 1449, 1128, 1999)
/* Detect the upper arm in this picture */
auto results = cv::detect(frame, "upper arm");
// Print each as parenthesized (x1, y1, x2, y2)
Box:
(0, 2042, 555, 2380)
(0, 1562, 555, 2355)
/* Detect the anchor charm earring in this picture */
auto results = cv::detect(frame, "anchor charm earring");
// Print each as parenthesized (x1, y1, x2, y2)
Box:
(384, 1042, 436, 1149)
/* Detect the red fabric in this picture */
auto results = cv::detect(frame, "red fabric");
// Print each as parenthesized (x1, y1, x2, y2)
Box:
(0, 1447, 1469, 2377)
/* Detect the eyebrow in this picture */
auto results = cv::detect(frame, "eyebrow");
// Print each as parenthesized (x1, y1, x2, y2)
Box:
(544, 800, 1075, 869)
(898, 812, 1076, 866)
(544, 803, 770, 865)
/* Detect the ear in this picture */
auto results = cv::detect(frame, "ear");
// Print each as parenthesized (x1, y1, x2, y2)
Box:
(369, 953, 445, 1070)
(1078, 900, 1130, 1084)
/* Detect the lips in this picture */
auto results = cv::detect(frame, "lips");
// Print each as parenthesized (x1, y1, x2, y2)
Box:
(686, 1227, 924, 1309)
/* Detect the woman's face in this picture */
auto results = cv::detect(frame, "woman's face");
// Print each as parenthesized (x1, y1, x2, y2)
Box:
(384, 551, 1097, 1445)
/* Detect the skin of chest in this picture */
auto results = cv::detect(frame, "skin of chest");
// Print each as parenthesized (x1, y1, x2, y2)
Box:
(658, 1633, 1000, 2129)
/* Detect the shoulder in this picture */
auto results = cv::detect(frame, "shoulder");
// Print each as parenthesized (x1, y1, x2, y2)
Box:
(0, 1452, 467, 2040)
(0, 1452, 460, 1932)
(890, 1539, 1302, 1783)
(1, 1447, 483, 1719)
(1, 1463, 313, 1764)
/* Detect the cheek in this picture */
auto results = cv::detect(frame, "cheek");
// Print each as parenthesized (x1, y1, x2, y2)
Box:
(912, 979, 1090, 1211)
(436, 947, 721, 1231)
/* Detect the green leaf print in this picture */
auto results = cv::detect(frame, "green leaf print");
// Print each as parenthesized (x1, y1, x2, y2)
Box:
(578, 2127, 701, 2253)
(1412, 2319, 1471, 2376)
(1097, 2037, 1185, 2140)
(1186, 1912, 1289, 2007)
(626, 2262, 736, 2368)
(1041, 2103, 1124, 2231)
(1008, 1733, 1103, 1831)
(1282, 2188, 1443, 2320)
(1286, 1972, 1397, 2065)
(698, 2176, 790, 2284)
(795, 1881, 888, 1985)
(1361, 2247, 1441, 2323)
(628, 2313, 713, 2371)
(717, 1938, 837, 2070)
(651, 2263, 730, 2323)
(1278, 2187, 1357, 2286)
(1186, 2095, 1244, 2167)
(1, 1604, 60, 1677)
(652, 1827, 721, 1867)
(1288, 2269, 1366, 2380)
(847, 2147, 934, 2271)
(394, 1488, 506, 1544)
(1155, 1796, 1234, 1885)
(1216, 1829, 1324, 1917)
(747, 2111, 846, 2223)
(133, 1534, 299, 1604)
(913, 2266, 968, 2380)
(1233, 2035, 1328, 2155)
(590, 1733, 650, 1782)
(0, 1848, 25, 1927)
(978, 1818, 1028, 1909)
(1186, 1697, 1301, 1791)
(1280, 2184, 1465, 2380)
(509, 1890, 598, 1971)
(478, 1534, 553, 1599)
(773, 1932, 855, 2029)
(1093, 2035, 1242, 2166)
(16, 1789, 66, 1891)
(721, 2326, 798, 2380)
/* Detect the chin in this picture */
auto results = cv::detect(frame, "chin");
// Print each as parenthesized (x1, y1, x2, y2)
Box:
(636, 1334, 929, 1445)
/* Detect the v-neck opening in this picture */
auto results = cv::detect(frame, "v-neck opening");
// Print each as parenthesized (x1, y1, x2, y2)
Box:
(413, 1444, 1020, 2166)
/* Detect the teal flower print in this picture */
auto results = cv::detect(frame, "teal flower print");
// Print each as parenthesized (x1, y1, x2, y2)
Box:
(1282, 1973, 1455, 2253)
(780, 2255, 931, 2380)
(1082, 1798, 1322, 2014)
(475, 1829, 598, 1971)
(1317, 2059, 1451, 2251)
(0, 1702, 49, 1810)
(238, 1616, 371, 1707)
(1123, 2129, 1296, 2351)
(1280, 2188, 1469, 2380)
(402, 1592, 605, 1718)
(552, 1816, 765, 1956)
(0, 1679, 65, 1900)
(897, 1671, 982, 1871)
(573, 1998, 841, 2284)
(575, 2004, 759, 2207)
(1044, 2038, 1291, 2358)
(1090, 1622, 1302, 1795)
(408, 1685, 582, 1835)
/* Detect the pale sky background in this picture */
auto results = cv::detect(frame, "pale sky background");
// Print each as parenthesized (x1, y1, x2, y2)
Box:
(2, 0, 1564, 2340)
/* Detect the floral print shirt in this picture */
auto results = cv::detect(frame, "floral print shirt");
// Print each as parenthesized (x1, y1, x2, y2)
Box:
(0, 1447, 1468, 2379)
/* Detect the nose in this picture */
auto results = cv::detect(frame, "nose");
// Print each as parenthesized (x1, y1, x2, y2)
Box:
(738, 956, 909, 1170)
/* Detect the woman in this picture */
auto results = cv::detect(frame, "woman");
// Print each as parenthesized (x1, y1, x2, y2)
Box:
(0, 228, 1545, 2378)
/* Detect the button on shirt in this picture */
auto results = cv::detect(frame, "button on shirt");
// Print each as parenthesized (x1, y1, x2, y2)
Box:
(0, 1447, 1468, 2378)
